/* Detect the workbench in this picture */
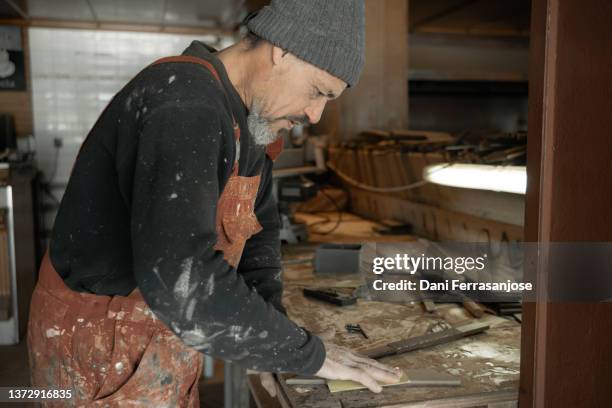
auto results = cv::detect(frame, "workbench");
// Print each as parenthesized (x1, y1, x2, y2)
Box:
(248, 213, 520, 408)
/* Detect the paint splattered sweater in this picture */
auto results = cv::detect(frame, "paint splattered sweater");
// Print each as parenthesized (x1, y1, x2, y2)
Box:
(49, 41, 325, 374)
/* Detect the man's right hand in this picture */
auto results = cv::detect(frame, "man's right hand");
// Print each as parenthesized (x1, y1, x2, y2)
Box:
(314, 341, 402, 393)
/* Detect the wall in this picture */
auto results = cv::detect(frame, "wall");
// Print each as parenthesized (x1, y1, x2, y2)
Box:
(0, 25, 33, 137)
(409, 84, 528, 133)
(408, 33, 530, 134)
(28, 27, 231, 235)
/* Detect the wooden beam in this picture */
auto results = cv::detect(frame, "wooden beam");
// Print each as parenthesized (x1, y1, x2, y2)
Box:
(349, 189, 523, 242)
(521, 0, 612, 407)
(0, 17, 235, 36)
(411, 0, 478, 30)
(413, 25, 530, 38)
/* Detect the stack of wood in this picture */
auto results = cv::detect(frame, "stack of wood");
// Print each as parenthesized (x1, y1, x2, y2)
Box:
(327, 129, 527, 204)
(328, 130, 453, 205)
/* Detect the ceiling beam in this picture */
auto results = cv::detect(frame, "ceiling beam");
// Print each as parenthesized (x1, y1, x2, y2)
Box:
(411, 0, 478, 31)
(414, 25, 530, 37)
(0, 17, 236, 37)
(467, 4, 531, 32)
(4, 0, 29, 21)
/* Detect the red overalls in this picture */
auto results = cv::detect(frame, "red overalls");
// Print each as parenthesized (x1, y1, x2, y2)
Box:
(27, 55, 281, 407)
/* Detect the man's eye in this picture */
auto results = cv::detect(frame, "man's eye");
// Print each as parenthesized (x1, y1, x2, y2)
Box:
(312, 88, 324, 98)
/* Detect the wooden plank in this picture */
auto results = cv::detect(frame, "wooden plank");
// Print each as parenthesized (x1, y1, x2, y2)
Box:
(349, 189, 523, 242)
(356, 148, 370, 187)
(362, 148, 377, 188)
(277, 374, 342, 408)
(390, 130, 455, 144)
(328, 369, 460, 393)
(362, 322, 489, 359)
(399, 150, 422, 202)
(350, 147, 364, 183)
(371, 149, 390, 190)
(522, 1, 612, 407)
(432, 186, 525, 227)
(355, 389, 518, 408)
(391, 151, 411, 200)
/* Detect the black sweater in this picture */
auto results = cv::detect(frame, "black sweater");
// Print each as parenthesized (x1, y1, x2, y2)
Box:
(49, 41, 325, 374)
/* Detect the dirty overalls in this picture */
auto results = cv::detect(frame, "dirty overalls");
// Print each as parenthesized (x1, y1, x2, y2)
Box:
(27, 55, 281, 407)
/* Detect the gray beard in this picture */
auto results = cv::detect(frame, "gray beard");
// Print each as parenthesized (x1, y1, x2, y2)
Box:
(247, 104, 280, 146)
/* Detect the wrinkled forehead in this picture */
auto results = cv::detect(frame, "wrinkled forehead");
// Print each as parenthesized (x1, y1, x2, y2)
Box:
(300, 57, 348, 97)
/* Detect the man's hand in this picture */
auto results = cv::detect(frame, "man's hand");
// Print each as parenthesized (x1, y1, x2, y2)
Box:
(315, 341, 401, 393)
(255, 327, 337, 398)
(255, 327, 400, 397)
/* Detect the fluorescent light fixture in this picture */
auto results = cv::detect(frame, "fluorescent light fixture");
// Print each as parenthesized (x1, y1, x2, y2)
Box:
(424, 163, 526, 194)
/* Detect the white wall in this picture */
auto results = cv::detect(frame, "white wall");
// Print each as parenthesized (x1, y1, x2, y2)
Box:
(28, 27, 233, 235)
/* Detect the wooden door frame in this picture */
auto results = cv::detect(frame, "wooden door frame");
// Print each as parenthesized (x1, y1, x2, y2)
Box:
(520, 0, 612, 406)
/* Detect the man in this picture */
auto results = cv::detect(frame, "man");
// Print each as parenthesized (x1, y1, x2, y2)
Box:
(27, 0, 401, 406)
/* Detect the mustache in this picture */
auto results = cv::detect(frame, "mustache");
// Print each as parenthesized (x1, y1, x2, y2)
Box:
(277, 115, 310, 126)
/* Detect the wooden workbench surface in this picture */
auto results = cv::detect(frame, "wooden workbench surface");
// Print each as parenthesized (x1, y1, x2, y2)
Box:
(267, 214, 520, 408)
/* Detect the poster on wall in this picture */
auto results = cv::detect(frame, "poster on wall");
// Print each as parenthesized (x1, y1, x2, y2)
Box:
(0, 26, 25, 91)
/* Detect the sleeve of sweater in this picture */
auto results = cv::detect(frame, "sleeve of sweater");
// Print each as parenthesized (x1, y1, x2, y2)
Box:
(237, 157, 287, 315)
(131, 102, 325, 374)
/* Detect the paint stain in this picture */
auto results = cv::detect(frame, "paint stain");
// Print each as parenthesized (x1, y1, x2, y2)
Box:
(45, 327, 61, 338)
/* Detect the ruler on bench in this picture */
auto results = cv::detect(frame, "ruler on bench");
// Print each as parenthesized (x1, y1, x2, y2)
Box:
(362, 321, 489, 359)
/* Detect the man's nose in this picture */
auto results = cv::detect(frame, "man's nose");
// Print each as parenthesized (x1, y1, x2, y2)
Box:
(304, 99, 327, 125)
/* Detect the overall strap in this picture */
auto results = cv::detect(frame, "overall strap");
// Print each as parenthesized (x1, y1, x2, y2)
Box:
(151, 55, 284, 167)
(151, 55, 241, 174)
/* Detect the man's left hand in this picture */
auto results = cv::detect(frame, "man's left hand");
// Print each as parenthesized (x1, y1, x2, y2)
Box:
(252, 327, 337, 398)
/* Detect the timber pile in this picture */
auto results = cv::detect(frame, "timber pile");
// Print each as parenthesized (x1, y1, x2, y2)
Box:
(327, 130, 527, 241)
(327, 129, 527, 203)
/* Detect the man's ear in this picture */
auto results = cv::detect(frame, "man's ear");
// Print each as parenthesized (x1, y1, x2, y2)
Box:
(271, 46, 286, 66)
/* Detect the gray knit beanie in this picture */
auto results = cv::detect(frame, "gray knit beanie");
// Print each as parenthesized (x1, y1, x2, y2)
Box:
(246, 0, 365, 87)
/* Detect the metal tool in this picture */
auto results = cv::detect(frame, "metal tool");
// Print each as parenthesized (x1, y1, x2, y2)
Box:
(345, 323, 368, 339)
